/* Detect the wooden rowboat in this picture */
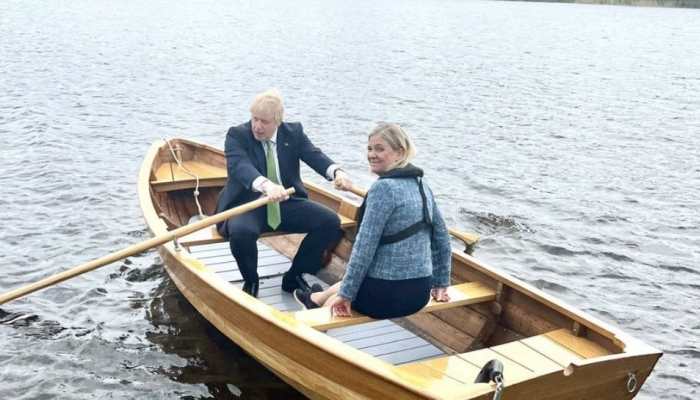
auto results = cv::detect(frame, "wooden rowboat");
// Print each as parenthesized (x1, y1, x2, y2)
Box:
(138, 138, 661, 399)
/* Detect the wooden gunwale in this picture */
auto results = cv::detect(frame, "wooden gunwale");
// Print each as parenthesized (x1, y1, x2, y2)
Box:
(158, 249, 440, 399)
(139, 138, 661, 399)
(450, 251, 658, 355)
(139, 140, 452, 399)
(289, 185, 653, 356)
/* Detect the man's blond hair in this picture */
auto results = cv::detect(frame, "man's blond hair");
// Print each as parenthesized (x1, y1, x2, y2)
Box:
(250, 88, 284, 125)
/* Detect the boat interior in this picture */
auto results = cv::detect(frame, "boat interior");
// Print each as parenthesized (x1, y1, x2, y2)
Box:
(145, 140, 646, 391)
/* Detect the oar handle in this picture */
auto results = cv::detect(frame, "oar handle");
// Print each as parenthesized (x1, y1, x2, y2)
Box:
(0, 188, 295, 305)
(348, 185, 367, 198)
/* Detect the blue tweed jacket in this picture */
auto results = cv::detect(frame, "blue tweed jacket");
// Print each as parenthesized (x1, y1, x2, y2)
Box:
(338, 176, 452, 301)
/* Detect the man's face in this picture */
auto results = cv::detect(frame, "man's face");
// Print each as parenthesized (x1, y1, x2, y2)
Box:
(251, 111, 277, 141)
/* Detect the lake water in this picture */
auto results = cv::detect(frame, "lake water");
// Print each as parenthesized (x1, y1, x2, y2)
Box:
(1, 0, 698, 398)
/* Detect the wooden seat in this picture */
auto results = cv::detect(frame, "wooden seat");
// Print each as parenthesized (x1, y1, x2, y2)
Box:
(292, 281, 496, 331)
(395, 328, 613, 390)
(151, 160, 227, 192)
(180, 214, 358, 247)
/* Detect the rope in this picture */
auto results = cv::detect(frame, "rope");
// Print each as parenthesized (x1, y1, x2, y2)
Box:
(162, 138, 205, 219)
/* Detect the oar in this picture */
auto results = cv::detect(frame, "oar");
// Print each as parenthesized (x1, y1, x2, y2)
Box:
(346, 185, 479, 253)
(0, 188, 295, 305)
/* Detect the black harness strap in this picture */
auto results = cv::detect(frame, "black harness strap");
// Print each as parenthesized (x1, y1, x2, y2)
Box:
(378, 177, 432, 245)
(355, 164, 434, 247)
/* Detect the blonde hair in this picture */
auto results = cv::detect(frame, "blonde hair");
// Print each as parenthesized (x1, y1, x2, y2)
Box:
(249, 88, 284, 126)
(368, 123, 416, 168)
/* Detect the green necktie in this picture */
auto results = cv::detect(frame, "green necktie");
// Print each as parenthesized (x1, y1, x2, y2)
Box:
(265, 141, 281, 230)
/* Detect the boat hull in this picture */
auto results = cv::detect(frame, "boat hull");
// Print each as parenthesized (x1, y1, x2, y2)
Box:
(138, 138, 661, 399)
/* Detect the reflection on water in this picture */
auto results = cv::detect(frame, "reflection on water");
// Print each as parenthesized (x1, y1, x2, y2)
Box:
(143, 267, 305, 399)
(0, 0, 698, 398)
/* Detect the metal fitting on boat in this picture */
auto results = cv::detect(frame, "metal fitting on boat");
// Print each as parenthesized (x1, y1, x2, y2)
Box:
(493, 374, 504, 400)
(475, 359, 505, 400)
(627, 372, 638, 393)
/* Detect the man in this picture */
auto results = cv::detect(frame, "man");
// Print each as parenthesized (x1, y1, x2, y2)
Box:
(216, 89, 353, 297)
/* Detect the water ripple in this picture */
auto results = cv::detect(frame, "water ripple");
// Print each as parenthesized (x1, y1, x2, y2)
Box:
(1, 1, 698, 399)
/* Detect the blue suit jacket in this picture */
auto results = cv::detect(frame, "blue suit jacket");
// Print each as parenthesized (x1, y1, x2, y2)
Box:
(215, 121, 335, 214)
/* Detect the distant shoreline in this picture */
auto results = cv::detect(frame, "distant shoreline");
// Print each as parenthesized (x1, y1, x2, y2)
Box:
(499, 0, 700, 8)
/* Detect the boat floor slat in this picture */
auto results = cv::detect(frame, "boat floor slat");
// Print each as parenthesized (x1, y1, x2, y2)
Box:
(380, 345, 444, 365)
(364, 337, 433, 356)
(188, 240, 269, 253)
(326, 319, 396, 337)
(344, 329, 417, 348)
(214, 240, 446, 366)
(491, 340, 563, 375)
(196, 248, 278, 261)
(520, 332, 585, 367)
(458, 348, 536, 382)
(216, 263, 291, 282)
(329, 323, 405, 342)
(208, 255, 290, 270)
(397, 328, 614, 388)
(398, 354, 483, 384)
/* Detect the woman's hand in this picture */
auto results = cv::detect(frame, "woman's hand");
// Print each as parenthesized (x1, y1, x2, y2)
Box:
(329, 296, 353, 317)
(431, 287, 450, 302)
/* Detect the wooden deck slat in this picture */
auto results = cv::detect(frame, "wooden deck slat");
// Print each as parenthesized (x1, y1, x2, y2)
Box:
(207, 254, 289, 269)
(187, 241, 231, 252)
(293, 281, 496, 331)
(187, 240, 270, 254)
(398, 354, 483, 384)
(267, 298, 300, 312)
(249, 275, 446, 361)
(210, 258, 288, 271)
(329, 323, 404, 342)
(544, 329, 611, 358)
(326, 320, 396, 338)
(397, 361, 473, 386)
(344, 329, 417, 349)
(520, 334, 585, 367)
(217, 264, 290, 282)
(381, 345, 444, 365)
(195, 247, 277, 261)
(396, 327, 613, 391)
(213, 240, 446, 366)
(457, 348, 536, 383)
(491, 341, 563, 375)
(153, 160, 226, 182)
(151, 160, 227, 192)
(392, 363, 476, 396)
(260, 294, 300, 307)
(363, 337, 432, 356)
(197, 246, 291, 277)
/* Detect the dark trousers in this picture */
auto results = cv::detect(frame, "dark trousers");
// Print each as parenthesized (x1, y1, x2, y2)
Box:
(219, 198, 343, 285)
(352, 276, 431, 319)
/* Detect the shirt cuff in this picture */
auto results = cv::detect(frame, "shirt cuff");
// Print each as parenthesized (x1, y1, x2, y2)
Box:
(252, 176, 268, 192)
(326, 164, 340, 181)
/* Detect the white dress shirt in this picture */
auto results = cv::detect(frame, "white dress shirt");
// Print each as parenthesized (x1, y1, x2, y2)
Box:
(251, 128, 339, 193)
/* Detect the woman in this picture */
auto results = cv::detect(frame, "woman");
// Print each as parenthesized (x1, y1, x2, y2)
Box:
(294, 123, 452, 319)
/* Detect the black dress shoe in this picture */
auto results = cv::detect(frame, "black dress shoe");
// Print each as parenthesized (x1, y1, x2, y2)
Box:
(282, 272, 311, 293)
(242, 280, 259, 297)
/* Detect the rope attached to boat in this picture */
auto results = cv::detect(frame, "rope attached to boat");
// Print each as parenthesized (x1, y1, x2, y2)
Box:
(162, 138, 205, 220)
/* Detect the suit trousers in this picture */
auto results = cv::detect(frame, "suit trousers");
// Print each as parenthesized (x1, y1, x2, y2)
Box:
(219, 197, 343, 285)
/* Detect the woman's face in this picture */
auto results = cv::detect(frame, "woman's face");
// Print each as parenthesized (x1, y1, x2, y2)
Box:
(367, 135, 403, 174)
